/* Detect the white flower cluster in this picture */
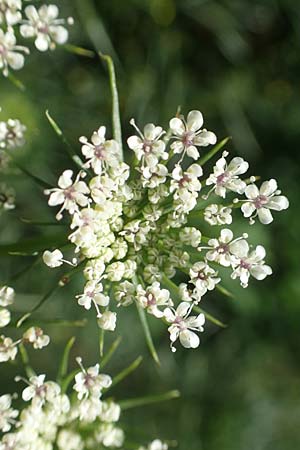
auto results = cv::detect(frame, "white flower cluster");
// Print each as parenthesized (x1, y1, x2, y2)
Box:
(45, 110, 289, 352)
(0, 111, 26, 212)
(0, 358, 168, 450)
(0, 1, 73, 76)
(0, 285, 50, 362)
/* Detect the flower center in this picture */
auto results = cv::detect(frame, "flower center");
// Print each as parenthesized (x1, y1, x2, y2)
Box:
(94, 144, 105, 159)
(239, 259, 251, 270)
(182, 131, 194, 147)
(216, 172, 229, 185)
(254, 195, 268, 209)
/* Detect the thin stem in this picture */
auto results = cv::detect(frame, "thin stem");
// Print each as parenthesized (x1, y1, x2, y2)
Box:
(119, 390, 180, 410)
(99, 52, 123, 160)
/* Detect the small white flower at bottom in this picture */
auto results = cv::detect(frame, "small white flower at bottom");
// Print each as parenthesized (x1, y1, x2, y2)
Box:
(164, 302, 205, 352)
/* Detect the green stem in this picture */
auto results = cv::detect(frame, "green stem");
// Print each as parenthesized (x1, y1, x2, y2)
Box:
(198, 136, 231, 165)
(109, 356, 143, 388)
(101, 336, 122, 368)
(119, 389, 180, 410)
(99, 52, 123, 160)
(136, 303, 160, 366)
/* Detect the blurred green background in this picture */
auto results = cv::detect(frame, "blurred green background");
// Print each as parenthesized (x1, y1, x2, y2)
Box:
(1, 0, 299, 449)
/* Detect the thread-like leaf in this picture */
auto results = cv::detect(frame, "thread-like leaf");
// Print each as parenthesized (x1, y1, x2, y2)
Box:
(99, 52, 123, 160)
(136, 304, 160, 366)
(109, 356, 143, 389)
(57, 337, 76, 383)
(198, 136, 231, 165)
(119, 390, 180, 410)
(101, 336, 122, 368)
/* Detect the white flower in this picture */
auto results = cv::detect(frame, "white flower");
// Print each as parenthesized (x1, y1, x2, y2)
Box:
(73, 359, 112, 400)
(0, 335, 17, 362)
(170, 110, 216, 159)
(170, 163, 202, 193)
(127, 119, 167, 168)
(0, 394, 18, 432)
(230, 240, 272, 287)
(0, 308, 10, 328)
(141, 163, 168, 189)
(21, 375, 60, 408)
(178, 283, 202, 304)
(45, 170, 90, 220)
(42, 249, 63, 268)
(0, 118, 26, 149)
(97, 311, 117, 331)
(141, 440, 168, 450)
(80, 126, 120, 174)
(0, 0, 22, 25)
(83, 258, 105, 281)
(114, 281, 136, 307)
(100, 401, 121, 423)
(241, 179, 289, 224)
(189, 261, 221, 295)
(75, 396, 102, 423)
(20, 4, 73, 52)
(204, 204, 232, 226)
(0, 286, 14, 307)
(204, 228, 239, 267)
(22, 327, 50, 349)
(106, 261, 125, 282)
(164, 302, 205, 352)
(76, 281, 109, 310)
(94, 423, 125, 447)
(206, 153, 249, 198)
(57, 430, 84, 450)
(0, 28, 29, 76)
(0, 183, 15, 212)
(179, 227, 202, 247)
(136, 282, 173, 318)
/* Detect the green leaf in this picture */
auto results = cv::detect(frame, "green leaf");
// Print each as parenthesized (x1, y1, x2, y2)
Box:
(101, 336, 122, 368)
(63, 43, 95, 58)
(19, 343, 36, 378)
(57, 337, 76, 383)
(216, 284, 235, 299)
(45, 110, 84, 169)
(99, 326, 105, 358)
(61, 368, 79, 394)
(13, 162, 52, 189)
(99, 52, 123, 160)
(198, 136, 231, 165)
(7, 72, 26, 91)
(109, 356, 143, 389)
(119, 389, 180, 410)
(136, 304, 160, 366)
(193, 305, 227, 328)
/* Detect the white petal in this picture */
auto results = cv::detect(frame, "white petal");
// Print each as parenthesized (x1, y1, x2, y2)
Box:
(48, 191, 64, 206)
(230, 239, 249, 258)
(50, 26, 68, 45)
(245, 184, 259, 200)
(58, 170, 73, 188)
(260, 179, 277, 196)
(268, 196, 289, 211)
(187, 110, 203, 132)
(7, 52, 24, 70)
(257, 207, 273, 225)
(169, 117, 185, 137)
(179, 330, 200, 349)
(187, 145, 199, 160)
(194, 130, 217, 146)
(241, 202, 256, 217)
(35, 34, 49, 52)
(176, 302, 190, 318)
(220, 228, 233, 243)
